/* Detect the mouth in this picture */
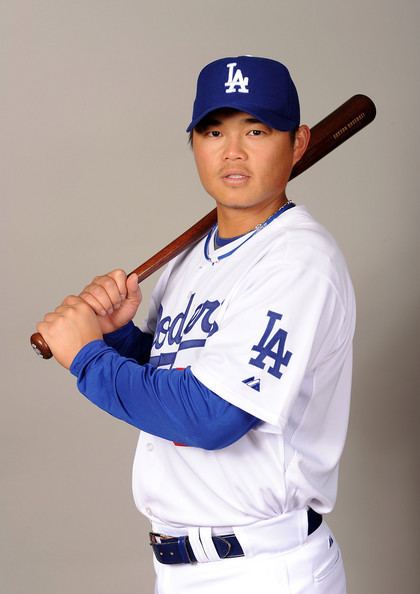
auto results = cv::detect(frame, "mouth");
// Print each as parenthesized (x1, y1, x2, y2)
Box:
(221, 172, 250, 186)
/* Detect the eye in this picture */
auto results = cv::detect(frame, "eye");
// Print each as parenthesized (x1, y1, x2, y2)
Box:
(206, 130, 222, 138)
(247, 129, 265, 136)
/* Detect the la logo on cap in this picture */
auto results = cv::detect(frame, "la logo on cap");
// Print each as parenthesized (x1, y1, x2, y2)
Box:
(224, 62, 249, 94)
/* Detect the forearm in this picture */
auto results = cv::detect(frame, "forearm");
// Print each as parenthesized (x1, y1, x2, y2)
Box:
(70, 341, 259, 449)
(103, 321, 153, 364)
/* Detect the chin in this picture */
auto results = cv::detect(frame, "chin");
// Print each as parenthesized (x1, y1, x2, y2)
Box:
(211, 192, 255, 209)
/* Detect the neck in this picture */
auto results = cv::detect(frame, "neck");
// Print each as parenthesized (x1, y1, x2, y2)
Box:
(216, 195, 289, 238)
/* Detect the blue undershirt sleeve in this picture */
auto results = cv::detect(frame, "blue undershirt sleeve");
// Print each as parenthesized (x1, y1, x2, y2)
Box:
(70, 340, 260, 450)
(103, 321, 153, 364)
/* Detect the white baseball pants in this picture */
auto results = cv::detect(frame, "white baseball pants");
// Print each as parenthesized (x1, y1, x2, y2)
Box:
(152, 521, 346, 594)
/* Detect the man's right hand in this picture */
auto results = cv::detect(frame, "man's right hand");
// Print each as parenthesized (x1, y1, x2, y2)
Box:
(79, 269, 141, 335)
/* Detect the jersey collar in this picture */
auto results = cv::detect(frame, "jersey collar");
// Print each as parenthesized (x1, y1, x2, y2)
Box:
(204, 201, 295, 264)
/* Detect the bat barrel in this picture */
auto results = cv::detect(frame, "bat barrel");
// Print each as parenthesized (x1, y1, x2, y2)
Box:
(291, 94, 376, 179)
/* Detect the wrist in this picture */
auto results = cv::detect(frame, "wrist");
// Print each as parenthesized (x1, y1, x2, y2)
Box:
(104, 320, 135, 339)
(70, 339, 110, 377)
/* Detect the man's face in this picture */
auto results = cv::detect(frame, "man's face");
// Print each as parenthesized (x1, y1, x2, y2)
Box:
(192, 110, 305, 215)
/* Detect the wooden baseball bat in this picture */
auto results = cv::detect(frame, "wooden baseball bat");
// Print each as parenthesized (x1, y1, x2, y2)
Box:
(31, 94, 376, 359)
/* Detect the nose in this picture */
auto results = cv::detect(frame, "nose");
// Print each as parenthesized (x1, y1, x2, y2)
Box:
(223, 135, 247, 160)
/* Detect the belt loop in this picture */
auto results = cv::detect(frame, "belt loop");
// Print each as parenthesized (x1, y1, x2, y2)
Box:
(187, 527, 208, 563)
(199, 527, 221, 562)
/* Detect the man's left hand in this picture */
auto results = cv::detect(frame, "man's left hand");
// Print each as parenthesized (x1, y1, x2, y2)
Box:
(37, 296, 103, 369)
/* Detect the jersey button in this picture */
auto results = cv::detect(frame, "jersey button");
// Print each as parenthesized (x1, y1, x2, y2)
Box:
(145, 507, 152, 516)
(146, 442, 154, 452)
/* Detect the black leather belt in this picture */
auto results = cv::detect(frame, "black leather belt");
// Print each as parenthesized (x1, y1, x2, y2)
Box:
(150, 508, 322, 565)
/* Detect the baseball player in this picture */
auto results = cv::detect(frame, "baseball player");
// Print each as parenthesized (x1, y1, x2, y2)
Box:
(38, 56, 355, 593)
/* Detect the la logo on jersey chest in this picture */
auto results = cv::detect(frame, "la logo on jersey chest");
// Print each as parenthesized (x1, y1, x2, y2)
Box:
(225, 62, 249, 94)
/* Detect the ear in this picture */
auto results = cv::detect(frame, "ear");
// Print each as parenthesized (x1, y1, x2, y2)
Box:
(292, 125, 311, 166)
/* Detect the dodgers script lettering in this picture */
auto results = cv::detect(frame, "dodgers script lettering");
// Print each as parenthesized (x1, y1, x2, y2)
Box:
(153, 293, 221, 351)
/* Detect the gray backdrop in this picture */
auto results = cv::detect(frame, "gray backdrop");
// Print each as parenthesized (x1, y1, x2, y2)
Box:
(2, 1, 419, 593)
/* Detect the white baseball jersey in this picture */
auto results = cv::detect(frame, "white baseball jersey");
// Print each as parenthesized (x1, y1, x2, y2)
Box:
(132, 204, 355, 529)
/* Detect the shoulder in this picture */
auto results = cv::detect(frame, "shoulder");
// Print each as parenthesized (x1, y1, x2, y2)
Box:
(248, 206, 355, 312)
(268, 206, 351, 279)
(278, 206, 342, 254)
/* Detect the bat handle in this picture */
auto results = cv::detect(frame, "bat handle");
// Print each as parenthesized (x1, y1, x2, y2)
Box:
(30, 332, 53, 359)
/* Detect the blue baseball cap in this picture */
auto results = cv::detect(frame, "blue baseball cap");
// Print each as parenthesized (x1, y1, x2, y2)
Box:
(186, 56, 300, 133)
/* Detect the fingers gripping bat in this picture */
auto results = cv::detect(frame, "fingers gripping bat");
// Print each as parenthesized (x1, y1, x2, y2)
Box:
(31, 94, 376, 359)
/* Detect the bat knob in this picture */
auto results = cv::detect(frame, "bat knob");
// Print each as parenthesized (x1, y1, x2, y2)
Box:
(30, 332, 53, 359)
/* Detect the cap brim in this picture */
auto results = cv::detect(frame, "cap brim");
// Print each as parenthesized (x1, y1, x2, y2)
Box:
(186, 101, 298, 132)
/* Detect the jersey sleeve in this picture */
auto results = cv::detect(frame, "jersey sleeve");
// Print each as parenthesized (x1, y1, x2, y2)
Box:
(191, 255, 355, 428)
